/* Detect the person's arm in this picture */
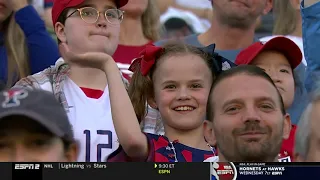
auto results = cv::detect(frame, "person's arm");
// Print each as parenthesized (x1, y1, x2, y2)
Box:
(104, 61, 149, 159)
(12, 1, 59, 74)
(301, 0, 320, 93)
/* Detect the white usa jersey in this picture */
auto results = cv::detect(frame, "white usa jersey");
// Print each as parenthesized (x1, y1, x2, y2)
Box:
(63, 77, 119, 162)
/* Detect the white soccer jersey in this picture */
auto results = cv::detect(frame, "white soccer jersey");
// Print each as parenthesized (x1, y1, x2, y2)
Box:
(63, 77, 119, 162)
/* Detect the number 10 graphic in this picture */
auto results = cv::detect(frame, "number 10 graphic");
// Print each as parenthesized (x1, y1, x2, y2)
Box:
(83, 130, 113, 162)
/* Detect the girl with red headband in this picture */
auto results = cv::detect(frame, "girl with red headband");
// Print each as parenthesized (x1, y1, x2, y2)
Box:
(60, 42, 236, 162)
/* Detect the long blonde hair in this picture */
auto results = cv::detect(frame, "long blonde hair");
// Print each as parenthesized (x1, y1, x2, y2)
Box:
(272, 0, 298, 35)
(141, 0, 161, 41)
(3, 13, 29, 87)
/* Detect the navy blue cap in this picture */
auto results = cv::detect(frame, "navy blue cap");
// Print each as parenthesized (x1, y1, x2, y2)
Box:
(200, 44, 237, 76)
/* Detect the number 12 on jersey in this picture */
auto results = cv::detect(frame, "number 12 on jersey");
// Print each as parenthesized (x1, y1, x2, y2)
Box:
(83, 130, 112, 162)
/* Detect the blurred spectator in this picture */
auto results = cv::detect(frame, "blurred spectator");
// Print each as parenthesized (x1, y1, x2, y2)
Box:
(29, 0, 56, 40)
(159, 1, 268, 40)
(0, 0, 59, 87)
(161, 17, 195, 39)
(295, 90, 320, 162)
(261, 0, 305, 65)
(0, 88, 78, 162)
(254, 13, 274, 39)
(113, 0, 160, 80)
(157, 0, 212, 33)
(156, 0, 272, 60)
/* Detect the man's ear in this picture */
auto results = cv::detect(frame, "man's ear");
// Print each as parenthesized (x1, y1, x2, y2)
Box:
(283, 113, 292, 140)
(55, 22, 67, 43)
(262, 0, 273, 15)
(147, 97, 157, 109)
(65, 141, 80, 162)
(204, 120, 216, 146)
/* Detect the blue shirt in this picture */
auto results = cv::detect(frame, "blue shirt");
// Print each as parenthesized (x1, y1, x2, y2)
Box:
(301, 0, 320, 94)
(0, 5, 59, 85)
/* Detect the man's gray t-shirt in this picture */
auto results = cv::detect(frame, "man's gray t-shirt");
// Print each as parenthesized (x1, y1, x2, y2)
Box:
(155, 34, 242, 61)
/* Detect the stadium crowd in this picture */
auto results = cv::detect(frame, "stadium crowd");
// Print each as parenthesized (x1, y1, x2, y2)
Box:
(0, 0, 319, 163)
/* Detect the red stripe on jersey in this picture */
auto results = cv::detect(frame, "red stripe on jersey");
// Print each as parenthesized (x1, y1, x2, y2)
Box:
(181, 150, 192, 162)
(80, 87, 104, 99)
(204, 154, 214, 160)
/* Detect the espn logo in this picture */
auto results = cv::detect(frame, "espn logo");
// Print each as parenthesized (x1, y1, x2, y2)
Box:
(15, 164, 40, 170)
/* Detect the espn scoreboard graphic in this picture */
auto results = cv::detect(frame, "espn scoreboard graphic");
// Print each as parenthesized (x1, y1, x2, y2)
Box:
(210, 162, 237, 180)
(3, 162, 320, 180)
(209, 162, 290, 180)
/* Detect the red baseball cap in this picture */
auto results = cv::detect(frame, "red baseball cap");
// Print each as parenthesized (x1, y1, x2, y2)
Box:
(52, 0, 128, 27)
(235, 36, 302, 69)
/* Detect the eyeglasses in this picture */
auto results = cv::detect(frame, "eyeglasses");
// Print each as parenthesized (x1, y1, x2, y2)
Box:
(67, 7, 124, 25)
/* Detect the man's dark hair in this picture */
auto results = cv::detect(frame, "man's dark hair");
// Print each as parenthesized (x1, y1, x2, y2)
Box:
(206, 65, 286, 121)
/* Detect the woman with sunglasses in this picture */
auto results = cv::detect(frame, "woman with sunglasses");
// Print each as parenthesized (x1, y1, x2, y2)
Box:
(13, 0, 129, 163)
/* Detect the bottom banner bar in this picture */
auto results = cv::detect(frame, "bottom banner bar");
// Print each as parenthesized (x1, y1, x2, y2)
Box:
(9, 162, 320, 180)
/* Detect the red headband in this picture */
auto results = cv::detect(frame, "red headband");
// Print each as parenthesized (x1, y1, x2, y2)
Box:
(128, 45, 163, 76)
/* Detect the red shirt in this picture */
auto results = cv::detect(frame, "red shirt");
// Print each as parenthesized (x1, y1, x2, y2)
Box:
(113, 42, 153, 80)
